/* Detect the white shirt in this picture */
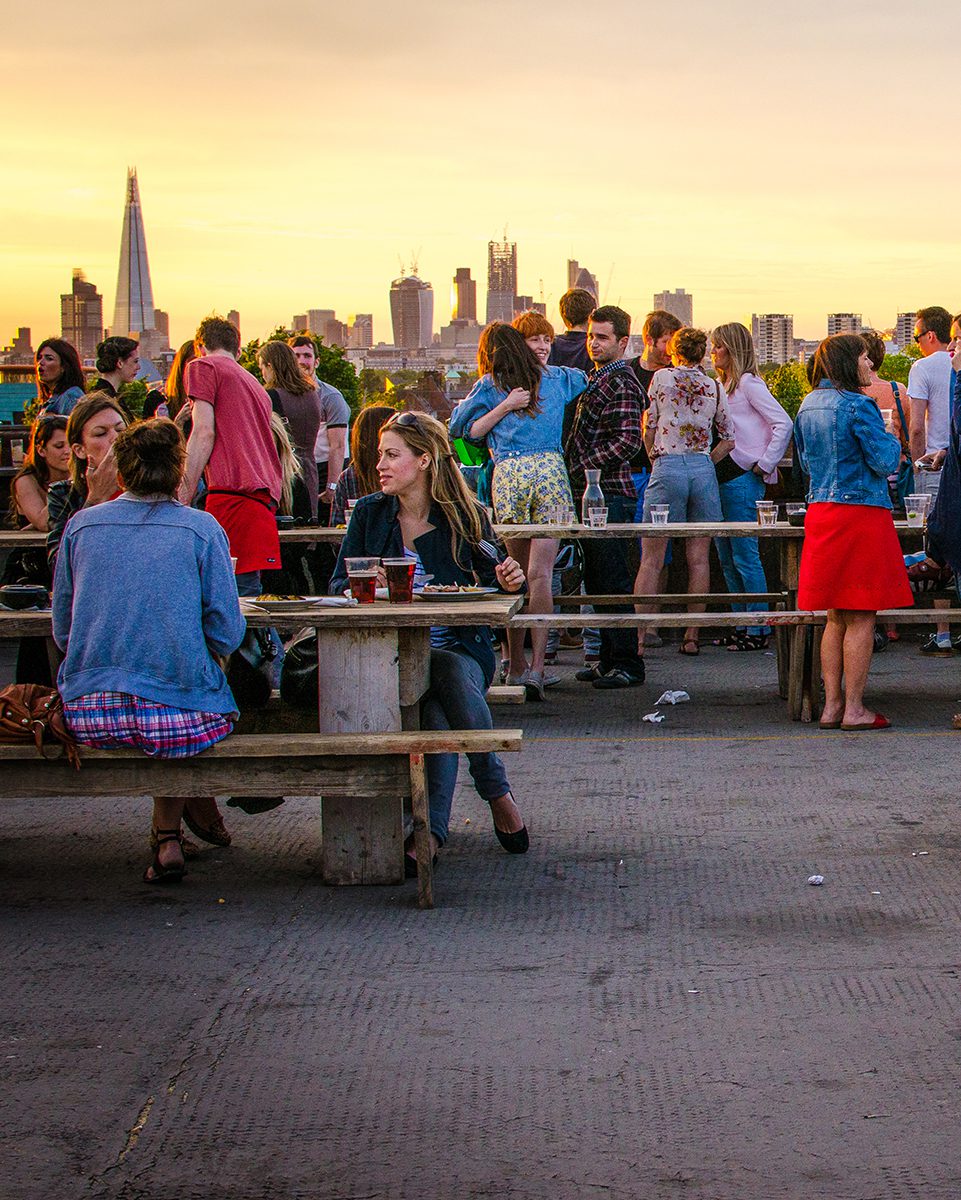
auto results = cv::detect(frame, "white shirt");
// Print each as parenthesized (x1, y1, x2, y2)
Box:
(907, 350, 952, 454)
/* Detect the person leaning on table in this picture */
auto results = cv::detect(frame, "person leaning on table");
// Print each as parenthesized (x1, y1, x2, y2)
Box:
(793, 334, 912, 732)
(329, 410, 530, 876)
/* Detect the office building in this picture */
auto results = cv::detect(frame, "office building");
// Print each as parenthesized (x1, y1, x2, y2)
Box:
(439, 319, 482, 348)
(390, 273, 434, 349)
(895, 313, 916, 350)
(486, 239, 517, 324)
(452, 268, 477, 322)
(567, 259, 599, 300)
(654, 288, 693, 325)
(112, 168, 156, 337)
(349, 314, 374, 349)
(752, 314, 794, 365)
(794, 339, 821, 364)
(1, 328, 33, 364)
(827, 313, 862, 336)
(61, 270, 104, 362)
(292, 314, 308, 332)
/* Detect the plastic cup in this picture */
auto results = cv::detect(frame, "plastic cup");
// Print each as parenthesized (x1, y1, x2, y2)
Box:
(588, 506, 608, 529)
(382, 558, 416, 603)
(904, 496, 927, 528)
(650, 505, 669, 527)
(755, 500, 776, 526)
(345, 556, 379, 603)
(758, 505, 778, 527)
(9, 439, 24, 466)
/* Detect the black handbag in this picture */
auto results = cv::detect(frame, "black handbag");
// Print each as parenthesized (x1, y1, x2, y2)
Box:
(279, 629, 318, 709)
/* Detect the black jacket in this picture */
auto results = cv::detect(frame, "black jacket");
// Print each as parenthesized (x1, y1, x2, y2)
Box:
(329, 492, 506, 686)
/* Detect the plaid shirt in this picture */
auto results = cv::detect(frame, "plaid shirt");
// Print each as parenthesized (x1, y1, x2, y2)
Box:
(565, 360, 644, 498)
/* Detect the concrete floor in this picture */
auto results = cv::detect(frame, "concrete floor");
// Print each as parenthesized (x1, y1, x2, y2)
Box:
(4, 635, 961, 1199)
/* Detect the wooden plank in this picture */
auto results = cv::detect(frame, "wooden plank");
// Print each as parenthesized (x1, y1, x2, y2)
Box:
(397, 627, 431, 707)
(511, 611, 827, 629)
(409, 752, 433, 910)
(552, 593, 788, 606)
(787, 625, 806, 721)
(0, 730, 524, 762)
(485, 685, 525, 705)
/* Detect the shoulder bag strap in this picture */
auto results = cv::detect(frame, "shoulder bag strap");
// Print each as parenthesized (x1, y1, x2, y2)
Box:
(890, 381, 909, 450)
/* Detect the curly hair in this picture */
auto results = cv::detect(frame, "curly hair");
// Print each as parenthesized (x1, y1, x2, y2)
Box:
(669, 327, 707, 366)
(95, 336, 138, 374)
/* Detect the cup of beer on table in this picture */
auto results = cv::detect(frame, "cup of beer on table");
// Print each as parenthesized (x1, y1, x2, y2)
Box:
(345, 557, 379, 603)
(382, 557, 416, 603)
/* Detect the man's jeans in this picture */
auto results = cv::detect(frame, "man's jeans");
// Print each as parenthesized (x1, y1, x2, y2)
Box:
(579, 494, 644, 676)
(716, 472, 770, 637)
(422, 648, 511, 845)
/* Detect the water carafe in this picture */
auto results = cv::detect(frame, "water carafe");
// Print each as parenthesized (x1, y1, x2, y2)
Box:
(581, 469, 605, 524)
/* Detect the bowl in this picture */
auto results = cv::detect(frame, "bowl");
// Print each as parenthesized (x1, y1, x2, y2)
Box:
(0, 583, 49, 610)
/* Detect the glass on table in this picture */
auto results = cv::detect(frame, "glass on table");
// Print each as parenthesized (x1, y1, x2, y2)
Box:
(755, 500, 776, 526)
(904, 494, 930, 528)
(382, 557, 416, 603)
(650, 505, 670, 527)
(345, 556, 379, 603)
(587, 506, 609, 529)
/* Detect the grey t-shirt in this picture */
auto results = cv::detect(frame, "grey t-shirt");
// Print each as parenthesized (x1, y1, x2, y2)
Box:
(311, 381, 350, 462)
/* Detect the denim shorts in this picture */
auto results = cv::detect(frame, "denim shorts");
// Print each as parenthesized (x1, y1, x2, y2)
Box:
(643, 454, 722, 523)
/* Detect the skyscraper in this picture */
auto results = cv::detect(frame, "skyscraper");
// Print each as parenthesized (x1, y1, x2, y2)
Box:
(567, 259, 599, 300)
(61, 269, 103, 361)
(390, 274, 434, 349)
(349, 315, 374, 349)
(827, 313, 862, 335)
(654, 288, 693, 325)
(752, 314, 794, 365)
(112, 168, 156, 337)
(452, 268, 477, 322)
(895, 313, 916, 350)
(486, 239, 517, 324)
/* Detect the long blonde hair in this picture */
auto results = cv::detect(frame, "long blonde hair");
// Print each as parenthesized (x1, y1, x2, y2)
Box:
(711, 322, 759, 394)
(270, 411, 302, 514)
(381, 412, 484, 557)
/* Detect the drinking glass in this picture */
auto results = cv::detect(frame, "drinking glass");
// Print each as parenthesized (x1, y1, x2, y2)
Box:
(588, 506, 609, 529)
(382, 558, 416, 603)
(345, 556, 379, 603)
(651, 505, 670, 527)
(755, 500, 776, 526)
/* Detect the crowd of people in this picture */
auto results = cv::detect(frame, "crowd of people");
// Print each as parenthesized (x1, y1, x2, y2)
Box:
(5, 299, 961, 885)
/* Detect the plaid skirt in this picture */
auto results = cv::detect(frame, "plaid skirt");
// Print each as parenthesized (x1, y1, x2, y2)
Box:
(63, 692, 234, 759)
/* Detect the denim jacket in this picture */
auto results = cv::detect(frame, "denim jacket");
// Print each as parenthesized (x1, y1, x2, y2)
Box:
(793, 382, 901, 508)
(329, 492, 509, 686)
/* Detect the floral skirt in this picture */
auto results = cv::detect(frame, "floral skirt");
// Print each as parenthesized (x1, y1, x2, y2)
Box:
(63, 692, 234, 759)
(492, 451, 572, 525)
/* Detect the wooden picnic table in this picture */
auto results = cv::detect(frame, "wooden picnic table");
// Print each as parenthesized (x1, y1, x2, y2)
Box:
(0, 594, 523, 887)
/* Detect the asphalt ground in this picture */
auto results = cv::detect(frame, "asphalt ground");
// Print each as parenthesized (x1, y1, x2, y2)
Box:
(3, 631, 961, 1199)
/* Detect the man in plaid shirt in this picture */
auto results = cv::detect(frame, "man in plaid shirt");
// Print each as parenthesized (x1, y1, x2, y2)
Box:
(565, 305, 647, 689)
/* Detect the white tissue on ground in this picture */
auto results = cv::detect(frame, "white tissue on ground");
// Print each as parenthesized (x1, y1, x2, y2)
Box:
(655, 690, 690, 706)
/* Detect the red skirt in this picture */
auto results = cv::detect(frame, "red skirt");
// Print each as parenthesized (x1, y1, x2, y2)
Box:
(798, 503, 913, 611)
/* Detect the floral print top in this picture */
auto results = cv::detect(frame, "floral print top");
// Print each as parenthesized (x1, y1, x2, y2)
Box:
(646, 367, 735, 458)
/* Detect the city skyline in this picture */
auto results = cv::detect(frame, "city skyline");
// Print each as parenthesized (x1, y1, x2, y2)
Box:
(3, 0, 957, 350)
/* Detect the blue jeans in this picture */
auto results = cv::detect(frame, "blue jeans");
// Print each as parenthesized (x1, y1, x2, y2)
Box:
(716, 471, 770, 637)
(421, 648, 511, 845)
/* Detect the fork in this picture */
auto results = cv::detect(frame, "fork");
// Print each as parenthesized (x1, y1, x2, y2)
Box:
(478, 538, 500, 561)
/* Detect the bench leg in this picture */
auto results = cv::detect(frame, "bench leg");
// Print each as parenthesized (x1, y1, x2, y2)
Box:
(409, 753, 434, 910)
(788, 625, 806, 720)
(775, 627, 789, 699)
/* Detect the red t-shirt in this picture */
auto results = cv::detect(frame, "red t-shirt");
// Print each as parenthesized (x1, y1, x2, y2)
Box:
(186, 355, 282, 502)
(186, 354, 283, 574)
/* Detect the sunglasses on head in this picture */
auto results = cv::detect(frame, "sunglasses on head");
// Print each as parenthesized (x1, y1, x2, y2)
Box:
(385, 411, 423, 429)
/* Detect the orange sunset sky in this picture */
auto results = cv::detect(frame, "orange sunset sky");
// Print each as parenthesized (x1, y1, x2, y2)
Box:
(2, 0, 958, 350)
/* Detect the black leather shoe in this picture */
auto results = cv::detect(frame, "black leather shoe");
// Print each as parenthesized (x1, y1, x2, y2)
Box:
(494, 823, 530, 854)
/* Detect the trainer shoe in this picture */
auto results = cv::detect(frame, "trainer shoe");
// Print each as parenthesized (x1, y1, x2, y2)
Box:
(920, 634, 954, 657)
(591, 667, 645, 690)
(575, 663, 602, 682)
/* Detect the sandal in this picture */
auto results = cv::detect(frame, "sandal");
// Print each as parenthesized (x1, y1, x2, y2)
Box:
(711, 632, 739, 647)
(182, 797, 231, 847)
(150, 825, 199, 859)
(727, 633, 769, 652)
(144, 828, 186, 885)
(679, 638, 700, 656)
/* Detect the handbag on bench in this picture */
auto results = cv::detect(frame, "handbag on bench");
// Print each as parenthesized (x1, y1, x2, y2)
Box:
(0, 684, 81, 769)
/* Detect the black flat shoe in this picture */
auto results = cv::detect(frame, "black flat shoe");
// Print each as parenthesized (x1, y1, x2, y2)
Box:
(494, 824, 530, 854)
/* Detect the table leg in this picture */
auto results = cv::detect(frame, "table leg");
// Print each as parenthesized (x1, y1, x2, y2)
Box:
(317, 628, 405, 884)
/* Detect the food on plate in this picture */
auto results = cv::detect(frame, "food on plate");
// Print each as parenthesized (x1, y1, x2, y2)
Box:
(255, 594, 305, 602)
(420, 584, 489, 594)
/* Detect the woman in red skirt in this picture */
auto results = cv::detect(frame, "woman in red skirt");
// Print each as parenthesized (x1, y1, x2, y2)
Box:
(794, 334, 912, 730)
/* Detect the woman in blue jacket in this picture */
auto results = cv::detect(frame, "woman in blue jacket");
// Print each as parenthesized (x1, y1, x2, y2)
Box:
(794, 335, 912, 731)
(330, 411, 529, 874)
(53, 419, 246, 883)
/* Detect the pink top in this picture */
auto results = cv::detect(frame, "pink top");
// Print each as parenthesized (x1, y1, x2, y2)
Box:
(186, 355, 282, 503)
(725, 373, 792, 483)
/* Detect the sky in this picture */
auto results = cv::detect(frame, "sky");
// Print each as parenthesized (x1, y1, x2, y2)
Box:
(2, 0, 958, 351)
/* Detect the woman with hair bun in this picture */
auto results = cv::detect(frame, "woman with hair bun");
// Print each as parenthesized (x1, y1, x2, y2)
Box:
(635, 326, 736, 657)
(329, 411, 529, 874)
(52, 418, 246, 884)
(90, 336, 140, 411)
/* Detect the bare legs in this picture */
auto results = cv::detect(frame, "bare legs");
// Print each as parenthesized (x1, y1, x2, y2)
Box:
(504, 536, 557, 678)
(147, 796, 187, 879)
(635, 536, 711, 652)
(819, 609, 878, 726)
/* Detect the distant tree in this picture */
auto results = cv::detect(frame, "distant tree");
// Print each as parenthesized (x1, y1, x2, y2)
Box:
(760, 361, 809, 419)
(118, 379, 148, 418)
(239, 326, 360, 415)
(878, 354, 915, 387)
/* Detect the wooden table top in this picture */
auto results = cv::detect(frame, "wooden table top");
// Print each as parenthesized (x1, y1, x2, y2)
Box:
(0, 519, 926, 550)
(0, 594, 523, 636)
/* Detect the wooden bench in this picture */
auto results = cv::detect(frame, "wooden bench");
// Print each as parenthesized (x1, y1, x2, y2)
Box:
(485, 685, 526, 705)
(0, 729, 523, 910)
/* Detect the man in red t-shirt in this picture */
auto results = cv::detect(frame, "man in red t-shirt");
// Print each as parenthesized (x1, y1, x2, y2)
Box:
(180, 316, 282, 595)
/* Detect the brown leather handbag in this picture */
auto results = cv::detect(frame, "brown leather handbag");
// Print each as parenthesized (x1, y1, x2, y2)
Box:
(0, 684, 81, 769)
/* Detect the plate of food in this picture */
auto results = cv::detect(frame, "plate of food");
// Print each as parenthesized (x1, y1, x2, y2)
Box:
(250, 594, 325, 612)
(414, 585, 501, 603)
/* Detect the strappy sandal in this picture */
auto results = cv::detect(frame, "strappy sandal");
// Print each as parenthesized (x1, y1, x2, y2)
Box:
(711, 633, 739, 647)
(150, 824, 199, 859)
(679, 638, 700, 656)
(727, 633, 769, 652)
(144, 828, 186, 885)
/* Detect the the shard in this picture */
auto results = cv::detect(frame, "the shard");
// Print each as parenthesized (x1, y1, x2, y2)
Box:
(112, 168, 156, 335)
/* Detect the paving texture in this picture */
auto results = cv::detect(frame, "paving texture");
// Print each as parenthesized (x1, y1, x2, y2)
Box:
(4, 636, 961, 1199)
